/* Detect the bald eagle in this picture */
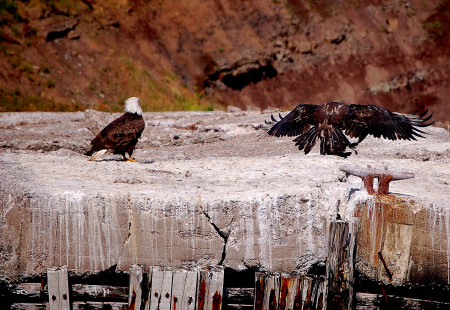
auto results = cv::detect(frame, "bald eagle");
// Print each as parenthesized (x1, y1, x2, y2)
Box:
(85, 97, 145, 162)
(264, 102, 434, 157)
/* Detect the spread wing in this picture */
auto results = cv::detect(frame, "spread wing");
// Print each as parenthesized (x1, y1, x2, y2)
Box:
(345, 104, 434, 141)
(265, 104, 319, 137)
(88, 113, 145, 153)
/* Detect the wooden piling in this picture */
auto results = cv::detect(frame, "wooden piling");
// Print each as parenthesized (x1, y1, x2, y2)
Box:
(47, 266, 70, 310)
(326, 220, 357, 310)
(171, 268, 198, 310)
(279, 275, 299, 310)
(197, 266, 224, 310)
(149, 266, 173, 310)
(254, 272, 265, 310)
(128, 264, 145, 310)
(265, 274, 280, 310)
(253, 273, 280, 310)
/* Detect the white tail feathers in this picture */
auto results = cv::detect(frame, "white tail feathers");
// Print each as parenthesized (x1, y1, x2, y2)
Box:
(88, 149, 108, 161)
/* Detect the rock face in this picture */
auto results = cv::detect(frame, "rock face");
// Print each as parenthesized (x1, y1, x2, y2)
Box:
(0, 111, 449, 288)
(0, 1, 449, 122)
(45, 18, 79, 42)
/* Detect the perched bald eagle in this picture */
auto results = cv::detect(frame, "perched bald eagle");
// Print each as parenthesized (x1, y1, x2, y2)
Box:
(85, 97, 145, 162)
(264, 102, 434, 157)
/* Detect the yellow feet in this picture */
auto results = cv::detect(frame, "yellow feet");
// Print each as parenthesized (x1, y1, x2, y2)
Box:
(126, 157, 137, 162)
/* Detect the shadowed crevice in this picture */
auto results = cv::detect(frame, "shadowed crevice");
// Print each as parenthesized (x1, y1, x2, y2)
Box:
(200, 208, 230, 265)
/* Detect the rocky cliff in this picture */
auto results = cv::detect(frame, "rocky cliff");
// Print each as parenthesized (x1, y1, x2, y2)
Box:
(0, 1, 449, 122)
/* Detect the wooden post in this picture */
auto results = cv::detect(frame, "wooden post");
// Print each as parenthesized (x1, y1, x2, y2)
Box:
(314, 276, 327, 310)
(292, 276, 304, 310)
(47, 266, 70, 310)
(197, 266, 224, 310)
(326, 220, 357, 310)
(279, 275, 299, 310)
(302, 276, 314, 310)
(264, 274, 280, 310)
(149, 266, 173, 310)
(254, 272, 265, 310)
(128, 264, 145, 310)
(171, 268, 198, 310)
(143, 266, 153, 310)
(253, 273, 280, 310)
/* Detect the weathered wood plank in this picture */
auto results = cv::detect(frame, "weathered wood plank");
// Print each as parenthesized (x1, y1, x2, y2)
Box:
(197, 266, 224, 310)
(314, 276, 326, 310)
(149, 266, 173, 310)
(72, 301, 128, 309)
(279, 276, 298, 310)
(356, 292, 450, 310)
(292, 276, 304, 310)
(71, 283, 128, 300)
(262, 274, 280, 310)
(11, 283, 42, 299)
(149, 266, 164, 310)
(302, 276, 314, 309)
(254, 273, 264, 310)
(128, 264, 145, 310)
(171, 268, 197, 310)
(11, 303, 47, 310)
(225, 305, 254, 310)
(160, 268, 174, 310)
(143, 265, 153, 310)
(47, 266, 70, 310)
(300, 275, 326, 309)
(326, 220, 357, 310)
(10, 282, 128, 302)
(223, 287, 254, 306)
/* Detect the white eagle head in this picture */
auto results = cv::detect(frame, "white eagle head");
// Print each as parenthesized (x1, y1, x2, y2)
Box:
(125, 97, 143, 115)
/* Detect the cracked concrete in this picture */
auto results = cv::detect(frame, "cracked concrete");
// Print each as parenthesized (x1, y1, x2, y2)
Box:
(0, 111, 449, 285)
(200, 206, 231, 266)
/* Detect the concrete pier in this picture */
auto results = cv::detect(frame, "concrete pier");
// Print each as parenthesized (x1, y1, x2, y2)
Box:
(0, 111, 449, 287)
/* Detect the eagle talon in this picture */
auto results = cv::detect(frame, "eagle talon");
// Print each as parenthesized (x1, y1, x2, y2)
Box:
(126, 157, 137, 162)
(349, 143, 359, 155)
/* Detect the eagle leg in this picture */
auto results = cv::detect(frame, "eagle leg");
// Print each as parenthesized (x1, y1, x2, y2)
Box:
(348, 142, 359, 155)
(337, 151, 352, 158)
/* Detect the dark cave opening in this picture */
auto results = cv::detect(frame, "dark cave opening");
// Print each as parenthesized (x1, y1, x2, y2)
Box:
(221, 64, 278, 91)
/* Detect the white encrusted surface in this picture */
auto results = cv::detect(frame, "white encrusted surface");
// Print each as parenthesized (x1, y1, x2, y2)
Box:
(0, 111, 449, 279)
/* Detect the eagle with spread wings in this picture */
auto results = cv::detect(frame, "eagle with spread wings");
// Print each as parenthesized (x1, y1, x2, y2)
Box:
(264, 102, 434, 158)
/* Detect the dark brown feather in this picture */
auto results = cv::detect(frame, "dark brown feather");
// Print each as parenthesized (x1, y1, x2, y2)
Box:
(85, 112, 145, 157)
(265, 102, 433, 157)
(346, 104, 434, 142)
(266, 104, 318, 137)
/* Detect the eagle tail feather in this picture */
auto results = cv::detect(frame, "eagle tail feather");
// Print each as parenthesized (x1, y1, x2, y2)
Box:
(294, 127, 318, 154)
(88, 149, 108, 161)
(318, 128, 350, 156)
